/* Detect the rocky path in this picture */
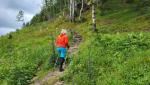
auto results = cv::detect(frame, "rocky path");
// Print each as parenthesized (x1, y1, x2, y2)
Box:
(32, 31, 82, 85)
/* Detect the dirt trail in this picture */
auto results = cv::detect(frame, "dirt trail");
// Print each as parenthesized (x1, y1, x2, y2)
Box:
(32, 31, 82, 85)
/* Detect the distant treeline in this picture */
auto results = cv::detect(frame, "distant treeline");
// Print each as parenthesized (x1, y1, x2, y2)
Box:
(26, 0, 150, 26)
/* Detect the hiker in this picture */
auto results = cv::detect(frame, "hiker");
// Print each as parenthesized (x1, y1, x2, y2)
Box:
(55, 29, 70, 72)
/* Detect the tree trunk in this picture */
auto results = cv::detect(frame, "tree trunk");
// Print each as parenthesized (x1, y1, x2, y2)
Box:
(69, 0, 75, 22)
(64, 0, 67, 8)
(96, 0, 99, 7)
(72, 0, 75, 22)
(70, 0, 72, 21)
(79, 0, 84, 21)
(92, 0, 97, 31)
(52, 5, 55, 18)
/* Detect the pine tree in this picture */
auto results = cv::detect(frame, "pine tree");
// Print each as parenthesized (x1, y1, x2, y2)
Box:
(16, 10, 25, 27)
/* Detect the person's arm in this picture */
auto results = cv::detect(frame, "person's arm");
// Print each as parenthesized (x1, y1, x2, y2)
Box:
(65, 36, 70, 49)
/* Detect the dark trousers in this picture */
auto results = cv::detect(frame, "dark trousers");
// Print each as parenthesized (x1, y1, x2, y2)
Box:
(59, 57, 65, 71)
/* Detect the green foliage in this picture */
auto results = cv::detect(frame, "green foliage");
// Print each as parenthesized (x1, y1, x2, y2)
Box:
(7, 66, 36, 85)
(30, 0, 69, 25)
(0, 19, 76, 84)
(123, 0, 135, 4)
(30, 13, 46, 25)
(1, 0, 150, 84)
(134, 0, 150, 14)
(0, 44, 52, 85)
(64, 33, 150, 85)
(0, 23, 54, 84)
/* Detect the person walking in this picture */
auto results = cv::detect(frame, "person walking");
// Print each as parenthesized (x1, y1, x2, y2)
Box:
(55, 29, 70, 72)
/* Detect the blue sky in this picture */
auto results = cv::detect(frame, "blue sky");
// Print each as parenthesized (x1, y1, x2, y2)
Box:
(0, 0, 42, 35)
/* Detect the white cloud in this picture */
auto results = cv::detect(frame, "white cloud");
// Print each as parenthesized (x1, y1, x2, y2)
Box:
(24, 13, 34, 23)
(0, 27, 16, 35)
(0, 0, 43, 36)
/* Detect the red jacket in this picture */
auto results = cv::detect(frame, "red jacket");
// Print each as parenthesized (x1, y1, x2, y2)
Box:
(55, 33, 69, 48)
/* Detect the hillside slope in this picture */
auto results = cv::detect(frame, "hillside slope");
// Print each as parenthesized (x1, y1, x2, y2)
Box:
(0, 7, 150, 85)
(62, 9, 150, 85)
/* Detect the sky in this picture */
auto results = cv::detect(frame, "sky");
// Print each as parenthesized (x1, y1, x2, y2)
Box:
(0, 0, 43, 35)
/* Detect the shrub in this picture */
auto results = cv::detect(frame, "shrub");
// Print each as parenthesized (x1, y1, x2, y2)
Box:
(64, 33, 150, 85)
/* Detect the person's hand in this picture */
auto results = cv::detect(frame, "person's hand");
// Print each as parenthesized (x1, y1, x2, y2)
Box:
(67, 45, 70, 49)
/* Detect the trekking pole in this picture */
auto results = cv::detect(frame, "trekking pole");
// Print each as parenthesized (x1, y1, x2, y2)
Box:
(64, 49, 69, 68)
(54, 56, 59, 69)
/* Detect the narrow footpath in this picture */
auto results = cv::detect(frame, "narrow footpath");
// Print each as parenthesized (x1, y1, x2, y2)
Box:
(32, 31, 83, 85)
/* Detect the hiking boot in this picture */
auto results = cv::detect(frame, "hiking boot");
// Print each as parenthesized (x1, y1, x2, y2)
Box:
(59, 57, 65, 72)
(59, 69, 64, 72)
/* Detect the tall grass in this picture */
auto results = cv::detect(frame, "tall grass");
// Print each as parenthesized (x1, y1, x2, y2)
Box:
(0, 42, 52, 85)
(64, 33, 150, 85)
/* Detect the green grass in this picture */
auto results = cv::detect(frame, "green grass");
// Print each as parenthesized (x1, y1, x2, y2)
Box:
(1, 5, 150, 85)
(62, 7, 150, 85)
(0, 21, 58, 84)
(63, 33, 150, 85)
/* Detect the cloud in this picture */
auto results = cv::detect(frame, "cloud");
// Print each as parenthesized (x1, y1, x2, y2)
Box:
(0, 0, 42, 35)
(0, 27, 16, 35)
(0, 0, 42, 14)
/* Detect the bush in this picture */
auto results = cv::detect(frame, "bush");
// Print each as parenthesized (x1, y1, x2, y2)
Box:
(64, 33, 150, 85)
(7, 66, 37, 85)
(134, 0, 150, 14)
(0, 44, 52, 85)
